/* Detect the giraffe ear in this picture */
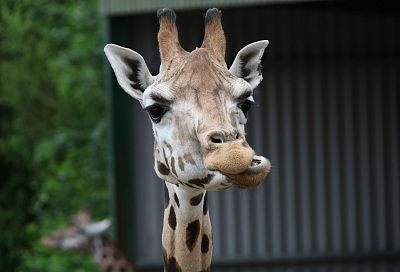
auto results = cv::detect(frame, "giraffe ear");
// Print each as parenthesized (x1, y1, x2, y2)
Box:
(84, 219, 111, 236)
(229, 40, 269, 89)
(104, 44, 155, 102)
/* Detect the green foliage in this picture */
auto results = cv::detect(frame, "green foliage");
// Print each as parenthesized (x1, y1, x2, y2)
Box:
(0, 0, 109, 271)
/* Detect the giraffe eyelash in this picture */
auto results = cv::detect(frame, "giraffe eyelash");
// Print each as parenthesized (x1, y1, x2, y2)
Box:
(145, 104, 169, 123)
(237, 100, 254, 117)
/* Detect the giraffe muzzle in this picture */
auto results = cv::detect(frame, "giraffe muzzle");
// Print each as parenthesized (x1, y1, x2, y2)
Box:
(226, 155, 271, 188)
(203, 139, 271, 187)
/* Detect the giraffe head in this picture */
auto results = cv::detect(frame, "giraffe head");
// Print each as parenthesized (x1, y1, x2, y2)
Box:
(105, 8, 271, 191)
(41, 210, 111, 251)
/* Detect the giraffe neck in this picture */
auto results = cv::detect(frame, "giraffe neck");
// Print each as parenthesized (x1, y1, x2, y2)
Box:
(162, 182, 212, 272)
(90, 235, 135, 272)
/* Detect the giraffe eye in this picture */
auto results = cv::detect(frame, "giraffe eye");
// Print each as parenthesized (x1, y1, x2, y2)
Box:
(145, 104, 168, 123)
(238, 100, 254, 117)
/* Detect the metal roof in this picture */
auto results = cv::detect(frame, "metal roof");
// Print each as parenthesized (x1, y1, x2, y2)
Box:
(100, 0, 323, 15)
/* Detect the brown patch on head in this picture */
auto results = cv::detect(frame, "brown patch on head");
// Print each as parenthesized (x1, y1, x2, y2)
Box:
(183, 154, 196, 165)
(188, 174, 214, 188)
(157, 161, 170, 176)
(162, 148, 169, 165)
(178, 156, 185, 171)
(164, 141, 173, 153)
(154, 146, 163, 164)
(170, 157, 177, 176)
(166, 46, 231, 99)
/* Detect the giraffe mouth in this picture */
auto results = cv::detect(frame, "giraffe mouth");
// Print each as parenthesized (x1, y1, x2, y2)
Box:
(248, 155, 269, 173)
(223, 155, 271, 188)
(203, 139, 271, 187)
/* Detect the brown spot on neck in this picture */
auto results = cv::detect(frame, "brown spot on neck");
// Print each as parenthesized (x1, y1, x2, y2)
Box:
(165, 256, 182, 272)
(190, 193, 204, 206)
(164, 184, 170, 208)
(186, 220, 200, 251)
(203, 193, 208, 215)
(174, 193, 180, 208)
(201, 234, 210, 254)
(168, 206, 177, 230)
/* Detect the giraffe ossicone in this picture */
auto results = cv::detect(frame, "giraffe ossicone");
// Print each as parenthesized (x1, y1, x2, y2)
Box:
(105, 7, 271, 271)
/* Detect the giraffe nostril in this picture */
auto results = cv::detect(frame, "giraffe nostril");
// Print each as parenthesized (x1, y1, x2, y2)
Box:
(207, 130, 242, 145)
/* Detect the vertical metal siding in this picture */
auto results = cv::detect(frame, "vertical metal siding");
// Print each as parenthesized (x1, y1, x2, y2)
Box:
(100, 0, 325, 15)
(108, 3, 400, 269)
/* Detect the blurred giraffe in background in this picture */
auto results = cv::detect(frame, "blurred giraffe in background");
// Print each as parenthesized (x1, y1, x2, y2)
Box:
(42, 210, 136, 272)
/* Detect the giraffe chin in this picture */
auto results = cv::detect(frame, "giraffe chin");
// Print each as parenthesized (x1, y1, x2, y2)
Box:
(224, 155, 271, 188)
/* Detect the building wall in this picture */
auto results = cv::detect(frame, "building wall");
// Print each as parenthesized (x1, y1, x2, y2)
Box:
(106, 3, 400, 270)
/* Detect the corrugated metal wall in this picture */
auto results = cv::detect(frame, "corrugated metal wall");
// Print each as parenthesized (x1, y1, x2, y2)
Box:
(106, 3, 400, 270)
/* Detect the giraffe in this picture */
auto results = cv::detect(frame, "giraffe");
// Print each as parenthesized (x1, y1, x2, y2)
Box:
(41, 210, 136, 272)
(104, 8, 271, 271)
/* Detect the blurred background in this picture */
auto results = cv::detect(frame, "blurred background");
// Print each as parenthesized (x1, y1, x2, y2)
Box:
(1, 0, 399, 271)
(1, 0, 108, 271)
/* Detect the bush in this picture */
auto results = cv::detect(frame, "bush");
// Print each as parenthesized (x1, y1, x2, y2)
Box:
(0, 0, 109, 271)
